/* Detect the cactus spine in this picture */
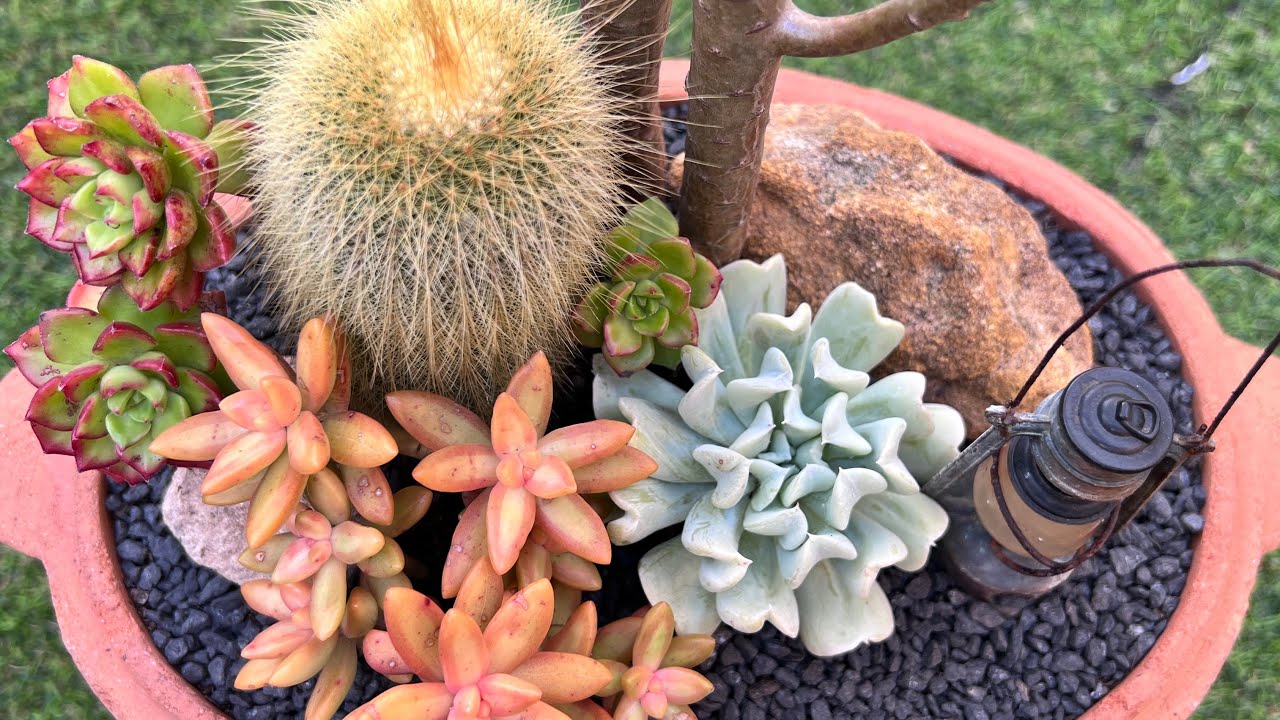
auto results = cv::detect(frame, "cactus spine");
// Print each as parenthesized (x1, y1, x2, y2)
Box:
(232, 0, 635, 412)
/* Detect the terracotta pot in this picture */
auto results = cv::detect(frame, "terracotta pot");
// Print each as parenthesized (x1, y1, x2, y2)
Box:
(1, 62, 1276, 720)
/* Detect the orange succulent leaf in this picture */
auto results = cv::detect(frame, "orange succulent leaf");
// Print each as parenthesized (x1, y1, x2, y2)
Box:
(491, 392, 539, 456)
(149, 410, 247, 461)
(652, 666, 714, 705)
(534, 494, 611, 565)
(241, 621, 312, 660)
(320, 327, 353, 415)
(201, 429, 286, 495)
(537, 420, 634, 469)
(305, 466, 350, 524)
(386, 390, 490, 452)
(413, 443, 500, 493)
(279, 581, 313, 613)
(543, 601, 597, 656)
(331, 521, 386, 564)
(484, 578, 554, 675)
(441, 488, 490, 598)
(525, 456, 577, 499)
(321, 411, 398, 467)
(556, 699, 614, 720)
(510, 652, 612, 704)
(509, 701, 577, 720)
(571, 447, 657, 494)
(201, 312, 290, 390)
(260, 375, 302, 427)
(220, 389, 281, 432)
(439, 610, 489, 692)
(288, 410, 334, 476)
(346, 681, 454, 720)
(455, 558, 505, 629)
(272, 537, 331, 585)
(478, 673, 543, 715)
(234, 657, 282, 691)
(374, 486, 433, 539)
(309, 557, 348, 641)
(290, 509, 332, 540)
(241, 579, 292, 621)
(340, 464, 395, 525)
(245, 455, 307, 549)
(305, 637, 356, 720)
(270, 633, 338, 686)
(550, 552, 602, 592)
(342, 586, 379, 639)
(505, 351, 554, 437)
(516, 542, 554, 588)
(363, 630, 410, 677)
(632, 603, 675, 670)
(296, 315, 338, 413)
(384, 587, 446, 682)
(592, 617, 642, 664)
(358, 537, 407, 578)
(662, 636, 716, 669)
(487, 484, 537, 574)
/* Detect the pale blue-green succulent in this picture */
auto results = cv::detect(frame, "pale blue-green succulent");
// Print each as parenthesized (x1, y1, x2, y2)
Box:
(593, 254, 964, 657)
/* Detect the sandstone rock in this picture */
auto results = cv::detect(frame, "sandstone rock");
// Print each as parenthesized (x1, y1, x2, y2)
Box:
(674, 104, 1092, 437)
(162, 467, 271, 585)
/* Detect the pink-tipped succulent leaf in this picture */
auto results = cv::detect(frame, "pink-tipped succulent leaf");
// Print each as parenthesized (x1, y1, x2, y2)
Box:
(352, 580, 612, 720)
(400, 352, 657, 578)
(151, 314, 398, 546)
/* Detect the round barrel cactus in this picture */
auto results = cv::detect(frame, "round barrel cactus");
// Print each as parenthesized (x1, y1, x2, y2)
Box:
(593, 255, 965, 656)
(9, 56, 249, 310)
(5, 285, 229, 484)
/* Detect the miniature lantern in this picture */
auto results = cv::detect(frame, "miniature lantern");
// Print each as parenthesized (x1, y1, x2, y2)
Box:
(923, 257, 1280, 600)
(924, 367, 1209, 599)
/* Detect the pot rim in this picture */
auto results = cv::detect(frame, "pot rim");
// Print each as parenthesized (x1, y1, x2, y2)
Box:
(0, 58, 1275, 720)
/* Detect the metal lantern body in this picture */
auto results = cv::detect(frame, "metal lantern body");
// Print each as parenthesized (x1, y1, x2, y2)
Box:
(924, 367, 1201, 600)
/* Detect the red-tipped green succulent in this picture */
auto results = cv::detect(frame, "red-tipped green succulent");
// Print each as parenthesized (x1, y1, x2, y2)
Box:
(10, 56, 251, 309)
(572, 199, 721, 375)
(151, 314, 398, 547)
(591, 604, 715, 720)
(351, 579, 612, 720)
(238, 578, 386, 720)
(4, 284, 228, 483)
(386, 352, 658, 583)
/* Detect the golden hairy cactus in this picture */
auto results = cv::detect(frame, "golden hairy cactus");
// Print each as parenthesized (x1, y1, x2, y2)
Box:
(232, 0, 636, 413)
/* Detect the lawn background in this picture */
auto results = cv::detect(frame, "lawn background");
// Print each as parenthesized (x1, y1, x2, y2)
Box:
(1, 0, 1276, 717)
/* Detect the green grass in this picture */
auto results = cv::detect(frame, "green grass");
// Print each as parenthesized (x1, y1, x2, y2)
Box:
(0, 0, 1276, 717)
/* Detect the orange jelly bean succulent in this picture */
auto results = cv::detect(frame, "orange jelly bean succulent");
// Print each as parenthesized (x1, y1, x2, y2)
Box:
(151, 313, 399, 547)
(387, 352, 658, 586)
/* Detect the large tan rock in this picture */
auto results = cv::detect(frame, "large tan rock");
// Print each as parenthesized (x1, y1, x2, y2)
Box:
(162, 468, 270, 585)
(674, 104, 1092, 437)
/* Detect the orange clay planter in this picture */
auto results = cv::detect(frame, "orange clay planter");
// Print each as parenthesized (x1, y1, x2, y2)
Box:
(0, 63, 1277, 720)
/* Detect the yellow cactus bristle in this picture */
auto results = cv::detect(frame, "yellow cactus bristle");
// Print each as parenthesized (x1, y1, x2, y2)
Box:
(226, 0, 646, 414)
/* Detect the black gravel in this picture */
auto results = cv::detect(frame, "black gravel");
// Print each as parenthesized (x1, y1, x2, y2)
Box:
(113, 106, 1204, 719)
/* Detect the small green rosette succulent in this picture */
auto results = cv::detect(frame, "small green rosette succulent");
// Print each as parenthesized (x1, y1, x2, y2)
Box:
(593, 255, 964, 657)
(4, 285, 229, 484)
(9, 56, 250, 310)
(573, 198, 721, 375)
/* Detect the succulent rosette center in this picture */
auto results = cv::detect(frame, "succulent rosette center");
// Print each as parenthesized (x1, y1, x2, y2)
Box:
(593, 255, 967, 657)
(9, 56, 250, 310)
(4, 285, 227, 484)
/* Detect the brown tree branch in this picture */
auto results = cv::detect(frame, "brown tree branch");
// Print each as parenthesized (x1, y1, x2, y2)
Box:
(677, 0, 993, 265)
(777, 0, 993, 58)
(582, 0, 673, 200)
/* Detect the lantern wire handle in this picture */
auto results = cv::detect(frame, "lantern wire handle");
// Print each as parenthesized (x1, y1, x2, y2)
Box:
(1007, 257, 1280, 443)
(988, 257, 1280, 577)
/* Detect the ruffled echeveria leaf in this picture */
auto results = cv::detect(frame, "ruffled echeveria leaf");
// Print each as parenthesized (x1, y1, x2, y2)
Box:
(4, 285, 228, 484)
(10, 57, 251, 309)
(573, 198, 722, 375)
(592, 254, 962, 657)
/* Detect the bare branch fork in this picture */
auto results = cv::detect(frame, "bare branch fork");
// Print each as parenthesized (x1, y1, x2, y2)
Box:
(677, 0, 993, 265)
